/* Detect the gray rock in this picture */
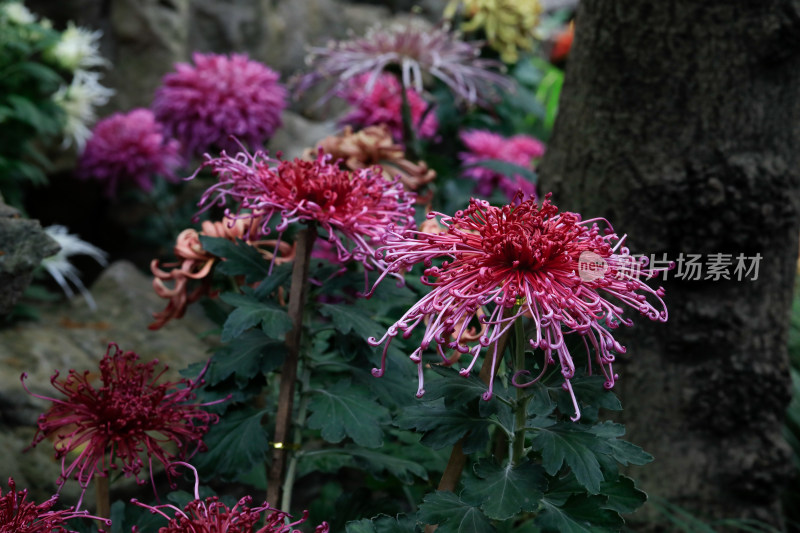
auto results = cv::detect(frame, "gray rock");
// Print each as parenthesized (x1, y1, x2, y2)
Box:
(268, 110, 340, 159)
(0, 204, 60, 317)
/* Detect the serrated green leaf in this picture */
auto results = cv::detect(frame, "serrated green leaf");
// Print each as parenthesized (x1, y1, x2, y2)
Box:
(556, 375, 622, 416)
(193, 407, 270, 480)
(537, 493, 623, 533)
(530, 424, 609, 494)
(219, 287, 292, 342)
(396, 403, 490, 451)
(199, 236, 272, 283)
(600, 475, 647, 514)
(307, 380, 388, 448)
(346, 514, 418, 533)
(319, 302, 383, 340)
(418, 491, 495, 533)
(298, 447, 429, 484)
(604, 438, 653, 466)
(425, 366, 500, 408)
(462, 459, 546, 520)
(211, 330, 286, 386)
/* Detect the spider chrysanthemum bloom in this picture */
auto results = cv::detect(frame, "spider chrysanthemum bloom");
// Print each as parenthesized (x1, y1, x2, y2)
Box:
(132, 463, 329, 533)
(153, 52, 287, 158)
(0, 478, 109, 533)
(446, 0, 543, 63)
(78, 108, 181, 197)
(21, 343, 221, 505)
(341, 73, 438, 143)
(299, 20, 512, 105)
(368, 194, 668, 420)
(459, 129, 544, 201)
(194, 148, 417, 283)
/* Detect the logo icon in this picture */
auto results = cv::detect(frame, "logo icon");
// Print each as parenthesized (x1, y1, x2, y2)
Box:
(578, 251, 608, 282)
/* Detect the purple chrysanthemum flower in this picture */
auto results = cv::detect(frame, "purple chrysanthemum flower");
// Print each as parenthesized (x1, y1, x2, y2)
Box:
(193, 148, 417, 285)
(22, 343, 222, 508)
(459, 129, 544, 200)
(0, 478, 109, 532)
(132, 463, 329, 533)
(299, 20, 512, 105)
(341, 73, 438, 143)
(153, 52, 287, 157)
(367, 194, 669, 420)
(77, 108, 181, 197)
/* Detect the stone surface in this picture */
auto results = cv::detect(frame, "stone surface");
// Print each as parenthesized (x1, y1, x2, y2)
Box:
(0, 204, 60, 317)
(0, 260, 218, 505)
(268, 110, 340, 159)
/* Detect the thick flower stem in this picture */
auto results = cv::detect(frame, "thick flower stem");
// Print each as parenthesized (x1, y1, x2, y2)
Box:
(267, 225, 317, 507)
(280, 367, 311, 512)
(511, 316, 529, 465)
(95, 476, 110, 519)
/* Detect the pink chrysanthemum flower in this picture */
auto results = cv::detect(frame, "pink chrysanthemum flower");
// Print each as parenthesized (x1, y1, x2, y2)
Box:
(459, 129, 545, 201)
(368, 194, 668, 420)
(0, 478, 109, 532)
(194, 148, 417, 285)
(340, 73, 438, 143)
(153, 53, 287, 158)
(299, 20, 512, 105)
(78, 108, 182, 197)
(132, 463, 329, 533)
(22, 343, 221, 507)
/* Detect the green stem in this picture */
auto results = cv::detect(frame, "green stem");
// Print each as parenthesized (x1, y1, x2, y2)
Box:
(266, 225, 317, 507)
(95, 475, 110, 519)
(399, 78, 420, 160)
(280, 366, 311, 512)
(511, 315, 529, 465)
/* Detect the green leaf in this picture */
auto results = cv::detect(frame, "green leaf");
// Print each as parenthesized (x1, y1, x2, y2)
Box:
(211, 330, 287, 386)
(219, 287, 292, 342)
(537, 493, 623, 533)
(199, 236, 272, 284)
(556, 375, 622, 416)
(462, 159, 538, 183)
(192, 407, 270, 480)
(298, 448, 429, 484)
(589, 422, 653, 466)
(346, 514, 419, 533)
(396, 403, 490, 452)
(462, 459, 546, 520)
(319, 302, 383, 340)
(307, 380, 388, 448)
(425, 366, 494, 407)
(418, 491, 495, 533)
(600, 475, 647, 514)
(530, 424, 609, 494)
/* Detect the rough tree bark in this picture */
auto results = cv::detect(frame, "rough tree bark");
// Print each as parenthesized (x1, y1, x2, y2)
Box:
(538, 0, 800, 529)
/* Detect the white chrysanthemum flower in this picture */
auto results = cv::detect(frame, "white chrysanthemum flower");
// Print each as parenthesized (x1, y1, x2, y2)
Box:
(1, 1, 36, 25)
(45, 21, 106, 72)
(42, 225, 108, 310)
(53, 69, 114, 151)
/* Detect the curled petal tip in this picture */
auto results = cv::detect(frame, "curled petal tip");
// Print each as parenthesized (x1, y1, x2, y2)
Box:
(371, 368, 384, 378)
(481, 390, 493, 401)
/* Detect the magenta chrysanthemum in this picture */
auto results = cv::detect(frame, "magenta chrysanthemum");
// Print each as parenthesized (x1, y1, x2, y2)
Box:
(341, 73, 438, 143)
(459, 129, 544, 200)
(77, 108, 181, 197)
(194, 148, 417, 282)
(0, 478, 109, 532)
(368, 194, 669, 420)
(299, 20, 512, 105)
(153, 52, 287, 157)
(132, 463, 329, 533)
(22, 343, 221, 506)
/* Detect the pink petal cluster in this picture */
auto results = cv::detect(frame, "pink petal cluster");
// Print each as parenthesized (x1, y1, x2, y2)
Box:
(153, 53, 287, 157)
(78, 108, 181, 197)
(341, 73, 438, 143)
(149, 216, 296, 330)
(132, 463, 329, 533)
(22, 343, 221, 506)
(194, 149, 417, 284)
(0, 478, 109, 532)
(459, 129, 545, 201)
(368, 194, 669, 420)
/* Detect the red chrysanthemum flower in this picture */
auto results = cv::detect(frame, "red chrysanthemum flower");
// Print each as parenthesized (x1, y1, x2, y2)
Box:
(132, 463, 329, 533)
(459, 129, 544, 201)
(78, 108, 182, 197)
(194, 148, 417, 286)
(368, 194, 669, 420)
(153, 53, 287, 158)
(341, 73, 438, 143)
(0, 478, 109, 533)
(22, 344, 222, 506)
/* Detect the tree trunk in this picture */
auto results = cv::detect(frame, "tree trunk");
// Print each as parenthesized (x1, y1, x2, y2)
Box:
(539, 0, 800, 529)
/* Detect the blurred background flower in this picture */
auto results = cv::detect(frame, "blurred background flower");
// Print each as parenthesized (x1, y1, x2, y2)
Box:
(41, 224, 108, 310)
